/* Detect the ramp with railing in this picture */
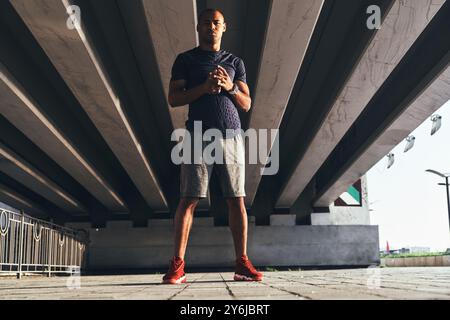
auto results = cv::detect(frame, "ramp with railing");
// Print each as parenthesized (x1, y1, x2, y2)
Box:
(0, 208, 88, 278)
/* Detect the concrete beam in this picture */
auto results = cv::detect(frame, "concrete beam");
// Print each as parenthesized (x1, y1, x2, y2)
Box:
(244, 0, 324, 206)
(0, 115, 111, 225)
(0, 61, 126, 212)
(141, 0, 197, 130)
(249, 0, 363, 225)
(276, 0, 445, 208)
(11, 0, 167, 212)
(0, 173, 69, 224)
(0, 183, 46, 218)
(0, 142, 85, 213)
(270, 214, 296, 226)
(86, 0, 178, 212)
(141, 0, 212, 210)
(314, 3, 450, 206)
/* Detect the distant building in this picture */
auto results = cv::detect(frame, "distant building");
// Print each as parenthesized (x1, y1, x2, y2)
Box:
(380, 246, 431, 255)
(407, 247, 430, 254)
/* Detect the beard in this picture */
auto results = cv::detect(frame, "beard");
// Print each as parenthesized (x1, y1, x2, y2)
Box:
(202, 34, 219, 45)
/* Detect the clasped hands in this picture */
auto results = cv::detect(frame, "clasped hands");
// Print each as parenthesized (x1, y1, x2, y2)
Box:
(203, 65, 234, 95)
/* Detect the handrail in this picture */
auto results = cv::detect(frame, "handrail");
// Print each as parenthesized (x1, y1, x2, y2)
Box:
(0, 207, 88, 278)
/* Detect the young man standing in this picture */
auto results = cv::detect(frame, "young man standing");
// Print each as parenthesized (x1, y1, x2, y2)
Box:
(163, 8, 263, 284)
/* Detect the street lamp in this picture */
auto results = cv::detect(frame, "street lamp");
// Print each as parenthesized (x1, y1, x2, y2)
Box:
(425, 169, 450, 234)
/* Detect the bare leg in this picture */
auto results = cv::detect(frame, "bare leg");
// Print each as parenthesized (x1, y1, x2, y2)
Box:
(226, 197, 248, 258)
(173, 197, 199, 260)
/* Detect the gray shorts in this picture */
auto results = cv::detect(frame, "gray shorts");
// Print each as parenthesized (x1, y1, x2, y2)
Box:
(180, 132, 246, 198)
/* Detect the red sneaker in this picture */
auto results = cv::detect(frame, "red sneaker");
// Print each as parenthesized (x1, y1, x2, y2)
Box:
(162, 256, 186, 284)
(234, 255, 263, 281)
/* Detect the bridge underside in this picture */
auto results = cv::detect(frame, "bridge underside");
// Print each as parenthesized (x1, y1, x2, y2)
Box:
(0, 0, 449, 230)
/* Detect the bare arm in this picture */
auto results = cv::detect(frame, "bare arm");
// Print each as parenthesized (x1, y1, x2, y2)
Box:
(168, 75, 222, 107)
(228, 80, 251, 113)
(168, 80, 205, 107)
(214, 66, 251, 112)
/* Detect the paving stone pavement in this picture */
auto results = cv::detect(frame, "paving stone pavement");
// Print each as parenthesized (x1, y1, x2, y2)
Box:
(0, 267, 450, 300)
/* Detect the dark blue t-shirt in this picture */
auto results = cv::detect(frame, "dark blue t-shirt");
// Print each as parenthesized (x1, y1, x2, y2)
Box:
(170, 47, 247, 134)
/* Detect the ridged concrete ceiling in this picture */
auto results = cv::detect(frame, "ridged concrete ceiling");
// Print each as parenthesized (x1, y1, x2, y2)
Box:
(0, 0, 448, 227)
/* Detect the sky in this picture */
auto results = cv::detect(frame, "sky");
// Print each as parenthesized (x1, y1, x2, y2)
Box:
(367, 99, 450, 252)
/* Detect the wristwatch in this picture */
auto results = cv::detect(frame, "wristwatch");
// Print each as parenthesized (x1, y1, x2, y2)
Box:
(228, 83, 239, 95)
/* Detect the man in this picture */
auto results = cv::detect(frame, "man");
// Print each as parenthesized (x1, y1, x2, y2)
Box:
(162, 8, 263, 284)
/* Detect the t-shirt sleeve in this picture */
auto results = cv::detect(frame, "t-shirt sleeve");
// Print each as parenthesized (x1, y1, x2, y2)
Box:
(171, 54, 188, 81)
(234, 58, 247, 83)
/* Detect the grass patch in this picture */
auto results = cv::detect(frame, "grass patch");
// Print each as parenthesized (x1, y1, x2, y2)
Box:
(264, 267, 278, 272)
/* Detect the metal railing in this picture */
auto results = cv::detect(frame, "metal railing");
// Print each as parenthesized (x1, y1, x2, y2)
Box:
(0, 208, 88, 278)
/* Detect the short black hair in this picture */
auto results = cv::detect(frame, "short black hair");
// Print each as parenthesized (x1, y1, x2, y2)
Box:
(197, 8, 225, 22)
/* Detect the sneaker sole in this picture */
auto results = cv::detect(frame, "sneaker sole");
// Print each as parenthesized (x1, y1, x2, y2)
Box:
(234, 274, 263, 282)
(162, 275, 187, 284)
